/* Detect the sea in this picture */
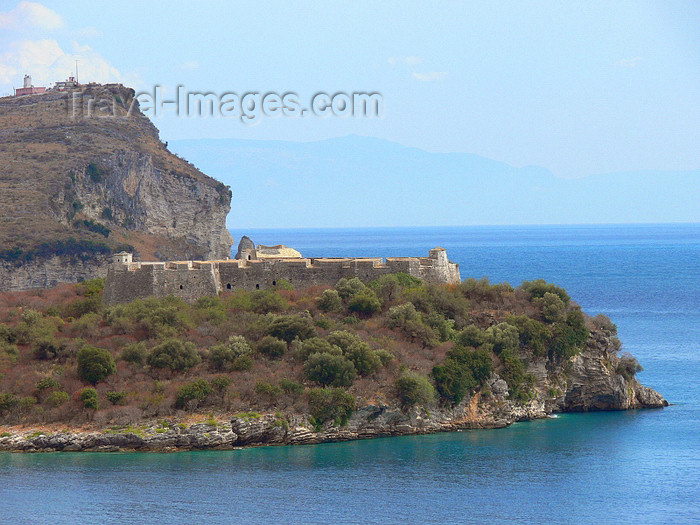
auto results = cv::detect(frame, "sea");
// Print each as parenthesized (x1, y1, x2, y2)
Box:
(1, 224, 698, 524)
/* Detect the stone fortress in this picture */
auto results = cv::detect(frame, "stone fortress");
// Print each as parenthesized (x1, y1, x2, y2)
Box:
(103, 236, 461, 304)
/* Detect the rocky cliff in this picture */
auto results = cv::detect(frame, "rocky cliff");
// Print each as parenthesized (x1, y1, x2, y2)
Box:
(0, 84, 232, 291)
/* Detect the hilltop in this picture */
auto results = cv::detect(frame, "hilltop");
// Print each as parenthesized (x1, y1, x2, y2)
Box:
(0, 85, 233, 291)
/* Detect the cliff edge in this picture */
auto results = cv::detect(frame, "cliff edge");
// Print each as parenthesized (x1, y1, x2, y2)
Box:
(0, 85, 233, 291)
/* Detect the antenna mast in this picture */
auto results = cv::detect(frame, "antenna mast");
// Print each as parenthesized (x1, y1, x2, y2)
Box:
(75, 59, 79, 84)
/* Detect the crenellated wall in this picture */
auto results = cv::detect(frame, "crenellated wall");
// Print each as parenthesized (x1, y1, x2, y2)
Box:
(103, 248, 461, 304)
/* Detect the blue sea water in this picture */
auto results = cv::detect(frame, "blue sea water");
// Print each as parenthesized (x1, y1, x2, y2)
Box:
(1, 224, 698, 524)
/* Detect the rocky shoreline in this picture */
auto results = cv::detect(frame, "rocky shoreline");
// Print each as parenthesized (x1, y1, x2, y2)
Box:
(0, 379, 666, 453)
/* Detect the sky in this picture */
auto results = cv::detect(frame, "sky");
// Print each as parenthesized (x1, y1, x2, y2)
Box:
(0, 1, 698, 180)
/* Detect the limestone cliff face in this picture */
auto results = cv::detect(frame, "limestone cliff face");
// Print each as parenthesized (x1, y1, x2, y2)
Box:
(560, 330, 666, 411)
(0, 84, 233, 291)
(50, 150, 233, 261)
(0, 256, 109, 292)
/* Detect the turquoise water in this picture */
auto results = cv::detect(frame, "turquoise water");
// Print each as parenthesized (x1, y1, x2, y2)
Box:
(2, 224, 699, 524)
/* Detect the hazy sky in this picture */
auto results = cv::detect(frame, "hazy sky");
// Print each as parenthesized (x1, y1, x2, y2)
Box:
(0, 1, 698, 178)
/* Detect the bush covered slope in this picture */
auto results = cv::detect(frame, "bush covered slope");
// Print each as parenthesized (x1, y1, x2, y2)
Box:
(0, 274, 663, 435)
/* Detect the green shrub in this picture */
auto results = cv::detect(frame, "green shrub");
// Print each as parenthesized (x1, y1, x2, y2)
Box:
(64, 296, 103, 319)
(506, 315, 552, 356)
(21, 309, 42, 326)
(432, 347, 493, 405)
(326, 330, 362, 352)
(80, 387, 99, 410)
(304, 353, 357, 387)
(105, 297, 193, 338)
(308, 387, 355, 426)
(425, 312, 456, 342)
(0, 323, 17, 344)
(225, 291, 255, 311)
(86, 163, 105, 183)
(535, 292, 567, 323)
(175, 379, 212, 409)
(456, 324, 486, 348)
(257, 336, 287, 359)
(370, 275, 403, 304)
(616, 354, 643, 381)
(36, 377, 61, 391)
(69, 312, 102, 336)
(211, 375, 232, 392)
(193, 296, 227, 325)
(395, 371, 436, 408)
(275, 278, 294, 291)
(0, 393, 19, 414)
(77, 277, 105, 297)
(46, 390, 69, 407)
(33, 337, 66, 360)
(374, 349, 395, 366)
(77, 345, 116, 384)
(119, 342, 147, 366)
(550, 308, 589, 359)
(347, 289, 382, 316)
(449, 346, 493, 381)
(297, 337, 342, 361)
(209, 335, 253, 370)
(254, 381, 282, 403)
(519, 279, 570, 306)
(592, 314, 617, 335)
(19, 396, 37, 413)
(335, 277, 366, 299)
(230, 355, 254, 371)
(279, 378, 305, 395)
(499, 349, 531, 400)
(387, 303, 420, 328)
(105, 391, 128, 405)
(402, 319, 439, 348)
(344, 342, 382, 376)
(250, 290, 288, 314)
(317, 289, 343, 313)
(314, 316, 333, 330)
(485, 323, 519, 356)
(15, 314, 58, 347)
(147, 339, 201, 372)
(460, 277, 513, 303)
(0, 340, 19, 360)
(267, 314, 316, 343)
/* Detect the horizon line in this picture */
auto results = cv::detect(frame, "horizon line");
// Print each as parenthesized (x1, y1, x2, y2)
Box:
(228, 221, 700, 232)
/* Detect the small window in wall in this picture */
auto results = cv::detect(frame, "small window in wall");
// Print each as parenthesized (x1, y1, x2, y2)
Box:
(256, 284, 260, 289)
(179, 284, 183, 290)
(272, 280, 276, 286)
(227, 283, 231, 289)
(247, 255, 252, 261)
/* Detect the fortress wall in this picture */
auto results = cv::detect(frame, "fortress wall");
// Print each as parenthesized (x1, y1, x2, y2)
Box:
(152, 263, 219, 301)
(103, 249, 461, 304)
(103, 264, 156, 304)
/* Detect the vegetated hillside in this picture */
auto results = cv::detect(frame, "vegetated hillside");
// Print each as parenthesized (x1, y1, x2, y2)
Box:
(0, 85, 233, 291)
(0, 275, 665, 450)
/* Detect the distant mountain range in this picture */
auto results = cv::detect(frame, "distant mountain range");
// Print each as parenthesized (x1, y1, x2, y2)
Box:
(169, 136, 699, 229)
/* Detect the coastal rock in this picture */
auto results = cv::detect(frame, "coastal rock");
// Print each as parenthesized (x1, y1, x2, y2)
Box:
(230, 415, 287, 445)
(234, 236, 256, 260)
(562, 333, 668, 411)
